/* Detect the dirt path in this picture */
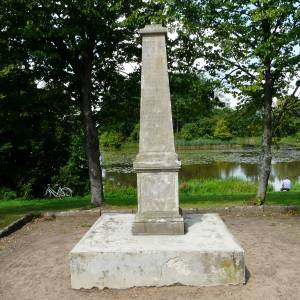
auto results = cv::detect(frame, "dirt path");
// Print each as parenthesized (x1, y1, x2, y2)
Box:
(1, 213, 300, 300)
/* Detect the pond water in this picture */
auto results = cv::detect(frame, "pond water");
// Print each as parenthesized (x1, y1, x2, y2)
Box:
(104, 145, 300, 191)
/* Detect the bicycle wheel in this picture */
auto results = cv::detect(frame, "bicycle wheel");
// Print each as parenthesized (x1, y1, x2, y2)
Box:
(61, 187, 72, 197)
(44, 189, 50, 198)
(45, 188, 56, 198)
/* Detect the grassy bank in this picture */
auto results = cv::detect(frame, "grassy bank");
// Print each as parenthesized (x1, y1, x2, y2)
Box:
(279, 136, 300, 146)
(1, 178, 299, 229)
(119, 136, 300, 148)
(175, 136, 263, 146)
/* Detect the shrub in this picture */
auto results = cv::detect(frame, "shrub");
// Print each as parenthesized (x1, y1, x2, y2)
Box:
(100, 131, 123, 149)
(179, 123, 199, 140)
(0, 187, 17, 200)
(51, 133, 89, 196)
(213, 119, 232, 140)
(292, 182, 300, 191)
(128, 123, 140, 142)
(197, 118, 214, 137)
(18, 179, 35, 199)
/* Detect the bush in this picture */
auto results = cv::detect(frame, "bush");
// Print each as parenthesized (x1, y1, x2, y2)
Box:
(292, 182, 300, 191)
(213, 119, 232, 140)
(100, 131, 123, 149)
(52, 133, 89, 196)
(0, 187, 17, 200)
(197, 118, 214, 137)
(179, 118, 215, 141)
(17, 179, 35, 199)
(179, 123, 199, 140)
(128, 123, 140, 142)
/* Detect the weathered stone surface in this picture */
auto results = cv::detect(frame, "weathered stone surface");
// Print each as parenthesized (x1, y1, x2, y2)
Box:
(70, 213, 245, 289)
(133, 24, 183, 235)
(135, 24, 175, 158)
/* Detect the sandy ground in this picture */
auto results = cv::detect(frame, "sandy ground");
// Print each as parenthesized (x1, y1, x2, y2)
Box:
(1, 213, 300, 300)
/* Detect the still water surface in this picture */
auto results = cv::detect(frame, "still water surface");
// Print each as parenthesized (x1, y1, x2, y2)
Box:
(104, 145, 300, 191)
(106, 161, 300, 191)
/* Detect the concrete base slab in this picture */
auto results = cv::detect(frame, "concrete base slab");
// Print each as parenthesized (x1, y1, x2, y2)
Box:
(70, 214, 245, 289)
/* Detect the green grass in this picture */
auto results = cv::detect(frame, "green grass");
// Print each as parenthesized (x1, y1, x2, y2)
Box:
(175, 136, 261, 146)
(179, 178, 273, 195)
(1, 178, 299, 229)
(294, 182, 300, 191)
(279, 136, 300, 146)
(233, 136, 261, 145)
(0, 195, 93, 229)
(0, 214, 24, 229)
(175, 138, 233, 146)
(106, 137, 260, 151)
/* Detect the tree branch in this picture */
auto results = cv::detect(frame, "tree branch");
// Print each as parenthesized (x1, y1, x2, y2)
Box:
(221, 56, 257, 81)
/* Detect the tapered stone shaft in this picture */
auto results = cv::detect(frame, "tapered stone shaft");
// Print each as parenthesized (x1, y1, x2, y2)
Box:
(132, 24, 184, 235)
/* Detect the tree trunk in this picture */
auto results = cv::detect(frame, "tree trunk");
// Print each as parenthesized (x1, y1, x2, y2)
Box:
(79, 53, 104, 206)
(256, 66, 272, 204)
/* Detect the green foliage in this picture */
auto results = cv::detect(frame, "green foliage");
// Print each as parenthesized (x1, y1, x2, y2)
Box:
(197, 118, 214, 137)
(234, 137, 261, 146)
(179, 117, 215, 140)
(254, 197, 265, 206)
(273, 99, 300, 137)
(100, 131, 123, 149)
(0, 187, 17, 200)
(1, 0, 299, 201)
(179, 123, 199, 140)
(128, 123, 140, 142)
(213, 119, 232, 141)
(52, 133, 89, 196)
(18, 179, 35, 199)
(98, 73, 141, 139)
(292, 182, 300, 191)
(179, 178, 273, 195)
(170, 73, 221, 133)
(176, 137, 231, 145)
(172, 0, 300, 195)
(0, 64, 75, 197)
(104, 181, 136, 197)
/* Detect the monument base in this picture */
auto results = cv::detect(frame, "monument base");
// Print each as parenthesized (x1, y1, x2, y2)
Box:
(70, 214, 245, 289)
(132, 211, 184, 235)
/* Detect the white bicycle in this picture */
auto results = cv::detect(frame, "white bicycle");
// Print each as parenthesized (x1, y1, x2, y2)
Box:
(44, 184, 73, 198)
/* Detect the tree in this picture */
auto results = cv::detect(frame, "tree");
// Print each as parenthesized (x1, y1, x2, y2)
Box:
(0, 67, 75, 197)
(213, 119, 232, 141)
(0, 1, 76, 197)
(173, 0, 300, 203)
(273, 80, 300, 137)
(170, 73, 221, 132)
(6, 0, 148, 205)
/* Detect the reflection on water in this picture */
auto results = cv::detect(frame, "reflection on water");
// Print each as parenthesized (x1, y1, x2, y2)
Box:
(181, 161, 300, 191)
(106, 160, 300, 191)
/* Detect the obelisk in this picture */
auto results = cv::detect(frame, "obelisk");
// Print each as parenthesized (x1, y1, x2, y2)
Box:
(132, 24, 184, 235)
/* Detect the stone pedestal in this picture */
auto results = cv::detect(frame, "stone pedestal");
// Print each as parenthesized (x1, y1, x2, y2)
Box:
(70, 214, 245, 289)
(132, 24, 184, 235)
(69, 24, 246, 290)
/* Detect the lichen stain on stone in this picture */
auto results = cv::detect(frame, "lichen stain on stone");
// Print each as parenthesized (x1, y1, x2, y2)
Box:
(221, 259, 239, 283)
